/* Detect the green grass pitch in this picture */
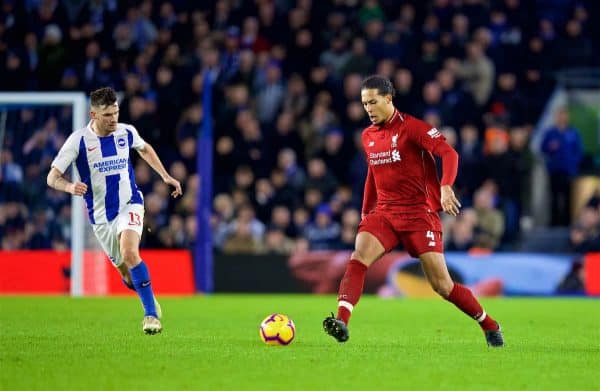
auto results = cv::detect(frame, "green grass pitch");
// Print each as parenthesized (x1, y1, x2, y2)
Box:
(1, 295, 598, 390)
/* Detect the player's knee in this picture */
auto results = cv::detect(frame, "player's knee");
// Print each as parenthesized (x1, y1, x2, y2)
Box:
(120, 247, 140, 267)
(350, 250, 372, 265)
(431, 279, 453, 298)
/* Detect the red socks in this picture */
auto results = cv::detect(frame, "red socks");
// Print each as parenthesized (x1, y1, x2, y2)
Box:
(335, 263, 498, 332)
(336, 259, 368, 325)
(446, 283, 498, 331)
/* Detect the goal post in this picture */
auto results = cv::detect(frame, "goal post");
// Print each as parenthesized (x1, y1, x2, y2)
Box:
(0, 92, 87, 296)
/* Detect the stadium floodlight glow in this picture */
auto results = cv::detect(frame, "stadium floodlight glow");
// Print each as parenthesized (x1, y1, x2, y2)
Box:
(0, 92, 87, 296)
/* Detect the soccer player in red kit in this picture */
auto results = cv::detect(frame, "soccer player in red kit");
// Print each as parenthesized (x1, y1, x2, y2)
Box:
(323, 75, 504, 347)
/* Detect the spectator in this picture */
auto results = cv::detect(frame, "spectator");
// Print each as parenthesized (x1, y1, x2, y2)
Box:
(320, 35, 351, 80)
(303, 203, 341, 250)
(255, 61, 285, 126)
(222, 221, 264, 254)
(412, 39, 442, 86)
(264, 227, 296, 255)
(481, 123, 522, 238)
(446, 213, 476, 251)
(281, 73, 309, 120)
(212, 193, 236, 249)
(569, 204, 600, 253)
(37, 24, 68, 90)
(508, 126, 534, 224)
(253, 178, 276, 222)
(305, 157, 339, 199)
(455, 124, 483, 201)
(488, 72, 526, 126)
(558, 19, 593, 68)
(0, 149, 24, 184)
(293, 206, 310, 235)
(269, 168, 300, 209)
(472, 186, 505, 250)
(338, 208, 360, 250)
(277, 148, 306, 192)
(414, 80, 451, 125)
(269, 205, 296, 238)
(453, 40, 495, 107)
(226, 203, 265, 243)
(316, 129, 347, 184)
(341, 37, 374, 76)
(541, 108, 584, 226)
(436, 68, 476, 127)
(392, 68, 417, 114)
(268, 111, 305, 168)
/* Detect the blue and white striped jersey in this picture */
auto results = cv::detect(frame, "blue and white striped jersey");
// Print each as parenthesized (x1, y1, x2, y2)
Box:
(52, 121, 146, 224)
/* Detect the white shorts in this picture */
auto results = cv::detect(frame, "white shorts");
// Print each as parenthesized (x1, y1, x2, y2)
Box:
(92, 203, 145, 267)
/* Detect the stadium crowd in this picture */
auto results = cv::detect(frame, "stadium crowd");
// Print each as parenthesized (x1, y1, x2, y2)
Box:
(1, 0, 599, 254)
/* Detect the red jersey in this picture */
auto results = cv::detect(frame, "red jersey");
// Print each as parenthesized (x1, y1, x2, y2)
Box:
(361, 110, 459, 217)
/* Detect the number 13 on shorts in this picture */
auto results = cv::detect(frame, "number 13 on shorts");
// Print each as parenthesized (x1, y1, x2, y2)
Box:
(129, 212, 142, 226)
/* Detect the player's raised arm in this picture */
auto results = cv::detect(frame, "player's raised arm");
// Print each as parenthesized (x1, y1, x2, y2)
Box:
(47, 167, 88, 196)
(136, 143, 182, 198)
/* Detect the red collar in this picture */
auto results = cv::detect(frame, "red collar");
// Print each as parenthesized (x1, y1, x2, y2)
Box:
(378, 109, 403, 130)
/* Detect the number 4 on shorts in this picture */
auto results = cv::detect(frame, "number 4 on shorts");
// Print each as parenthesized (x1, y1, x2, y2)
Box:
(426, 230, 435, 240)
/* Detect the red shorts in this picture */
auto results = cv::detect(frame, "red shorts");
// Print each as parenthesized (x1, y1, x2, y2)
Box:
(358, 211, 443, 257)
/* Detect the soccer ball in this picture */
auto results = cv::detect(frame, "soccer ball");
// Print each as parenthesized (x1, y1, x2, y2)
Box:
(259, 313, 296, 346)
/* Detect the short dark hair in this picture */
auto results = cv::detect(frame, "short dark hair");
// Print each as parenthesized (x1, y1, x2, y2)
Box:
(361, 75, 395, 97)
(90, 87, 117, 108)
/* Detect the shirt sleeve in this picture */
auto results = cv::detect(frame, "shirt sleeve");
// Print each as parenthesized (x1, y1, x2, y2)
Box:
(407, 116, 447, 152)
(51, 132, 81, 174)
(408, 116, 459, 186)
(432, 142, 459, 186)
(126, 125, 146, 150)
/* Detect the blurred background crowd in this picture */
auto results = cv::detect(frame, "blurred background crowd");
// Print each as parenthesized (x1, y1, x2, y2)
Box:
(0, 0, 599, 255)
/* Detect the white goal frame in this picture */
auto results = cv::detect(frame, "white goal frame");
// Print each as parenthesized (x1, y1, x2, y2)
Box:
(0, 92, 87, 296)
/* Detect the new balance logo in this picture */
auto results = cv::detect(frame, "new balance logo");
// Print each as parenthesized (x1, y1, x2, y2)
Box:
(392, 150, 401, 162)
(427, 128, 441, 138)
(428, 241, 436, 246)
(368, 141, 375, 147)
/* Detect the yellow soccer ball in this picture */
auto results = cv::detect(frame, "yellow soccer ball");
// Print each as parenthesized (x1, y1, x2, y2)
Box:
(259, 313, 296, 346)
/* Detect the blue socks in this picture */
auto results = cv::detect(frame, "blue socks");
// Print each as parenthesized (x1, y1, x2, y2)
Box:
(129, 261, 157, 317)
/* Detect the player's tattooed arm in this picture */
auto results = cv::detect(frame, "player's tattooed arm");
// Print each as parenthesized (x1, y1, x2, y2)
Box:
(47, 167, 87, 196)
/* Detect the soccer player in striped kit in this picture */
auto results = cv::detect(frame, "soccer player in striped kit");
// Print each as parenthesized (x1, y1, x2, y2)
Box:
(323, 76, 504, 347)
(47, 87, 182, 334)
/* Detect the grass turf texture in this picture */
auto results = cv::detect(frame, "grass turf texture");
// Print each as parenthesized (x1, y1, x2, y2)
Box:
(1, 295, 598, 390)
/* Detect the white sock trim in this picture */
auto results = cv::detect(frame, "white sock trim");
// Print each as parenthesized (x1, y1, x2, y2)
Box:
(338, 300, 354, 312)
(476, 311, 487, 323)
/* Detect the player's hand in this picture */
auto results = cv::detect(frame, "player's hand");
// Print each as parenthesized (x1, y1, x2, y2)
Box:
(441, 185, 461, 217)
(164, 175, 182, 198)
(68, 181, 88, 196)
